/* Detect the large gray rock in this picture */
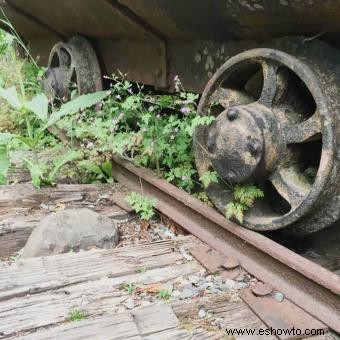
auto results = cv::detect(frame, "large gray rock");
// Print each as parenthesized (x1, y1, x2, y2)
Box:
(21, 209, 119, 258)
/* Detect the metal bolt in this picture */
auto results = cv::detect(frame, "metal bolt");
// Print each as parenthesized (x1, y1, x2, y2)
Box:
(247, 138, 262, 155)
(227, 108, 238, 121)
(228, 170, 236, 179)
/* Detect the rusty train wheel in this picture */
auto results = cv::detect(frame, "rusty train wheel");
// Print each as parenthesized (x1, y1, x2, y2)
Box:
(194, 38, 340, 234)
(42, 35, 102, 100)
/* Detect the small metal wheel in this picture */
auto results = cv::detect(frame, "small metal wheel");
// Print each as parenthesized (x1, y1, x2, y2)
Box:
(42, 35, 102, 100)
(194, 37, 340, 234)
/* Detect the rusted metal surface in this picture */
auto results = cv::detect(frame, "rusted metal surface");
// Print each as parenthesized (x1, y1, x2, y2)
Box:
(241, 287, 328, 340)
(111, 156, 340, 332)
(190, 244, 227, 273)
(251, 283, 273, 297)
(4, 1, 340, 92)
(194, 37, 340, 234)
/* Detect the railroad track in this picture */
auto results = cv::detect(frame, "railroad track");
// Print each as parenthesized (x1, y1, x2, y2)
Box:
(112, 156, 340, 334)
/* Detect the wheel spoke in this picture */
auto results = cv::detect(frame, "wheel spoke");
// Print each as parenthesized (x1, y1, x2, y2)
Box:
(211, 87, 253, 109)
(258, 61, 279, 106)
(56, 48, 71, 67)
(284, 112, 321, 144)
(270, 167, 311, 209)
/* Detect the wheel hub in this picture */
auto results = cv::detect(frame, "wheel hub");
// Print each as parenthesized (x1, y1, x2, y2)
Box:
(43, 36, 102, 100)
(207, 103, 281, 183)
(194, 38, 340, 234)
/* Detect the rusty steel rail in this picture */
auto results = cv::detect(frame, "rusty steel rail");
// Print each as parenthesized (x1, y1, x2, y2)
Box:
(112, 156, 340, 333)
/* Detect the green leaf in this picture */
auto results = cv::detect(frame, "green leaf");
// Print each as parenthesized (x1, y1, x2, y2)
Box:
(225, 202, 247, 223)
(234, 184, 264, 207)
(23, 158, 44, 189)
(0, 86, 22, 110)
(0, 133, 12, 185)
(199, 170, 218, 188)
(78, 160, 102, 175)
(15, 135, 37, 148)
(24, 93, 49, 122)
(125, 192, 157, 221)
(44, 91, 109, 129)
(101, 161, 113, 178)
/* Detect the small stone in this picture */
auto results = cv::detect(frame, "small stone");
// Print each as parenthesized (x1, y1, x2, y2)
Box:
(235, 272, 246, 281)
(206, 287, 219, 294)
(180, 288, 196, 299)
(214, 317, 224, 329)
(251, 283, 273, 296)
(199, 269, 206, 276)
(198, 309, 207, 319)
(171, 290, 181, 298)
(125, 298, 135, 309)
(223, 279, 236, 290)
(205, 275, 212, 282)
(213, 276, 223, 285)
(180, 247, 193, 261)
(163, 230, 175, 239)
(235, 282, 248, 290)
(274, 291, 285, 303)
(188, 275, 200, 284)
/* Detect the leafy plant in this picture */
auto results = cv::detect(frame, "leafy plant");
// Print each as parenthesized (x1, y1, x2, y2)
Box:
(0, 15, 110, 187)
(192, 191, 213, 207)
(199, 170, 219, 188)
(121, 282, 137, 294)
(125, 192, 157, 221)
(0, 90, 108, 187)
(225, 184, 264, 223)
(61, 74, 214, 190)
(67, 307, 86, 322)
(157, 289, 171, 301)
(0, 133, 11, 184)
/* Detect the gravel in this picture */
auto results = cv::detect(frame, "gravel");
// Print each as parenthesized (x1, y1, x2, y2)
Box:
(274, 291, 285, 302)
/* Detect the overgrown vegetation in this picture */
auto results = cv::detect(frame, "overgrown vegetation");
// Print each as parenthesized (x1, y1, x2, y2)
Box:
(125, 192, 157, 221)
(121, 282, 137, 294)
(0, 20, 264, 224)
(67, 307, 86, 322)
(157, 289, 171, 301)
(225, 185, 264, 223)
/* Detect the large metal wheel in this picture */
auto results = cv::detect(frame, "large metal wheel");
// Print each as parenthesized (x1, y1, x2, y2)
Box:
(194, 37, 340, 234)
(42, 35, 102, 100)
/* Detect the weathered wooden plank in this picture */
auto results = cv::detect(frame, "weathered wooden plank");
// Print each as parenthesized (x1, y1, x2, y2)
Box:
(171, 294, 274, 339)
(0, 184, 131, 258)
(0, 237, 197, 301)
(0, 184, 120, 210)
(10, 304, 191, 340)
(0, 263, 199, 338)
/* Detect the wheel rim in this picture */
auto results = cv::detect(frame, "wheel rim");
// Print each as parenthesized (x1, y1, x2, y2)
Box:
(43, 36, 102, 100)
(194, 46, 339, 232)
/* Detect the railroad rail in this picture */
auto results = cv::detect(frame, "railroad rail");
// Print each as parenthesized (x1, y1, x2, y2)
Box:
(111, 155, 340, 333)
